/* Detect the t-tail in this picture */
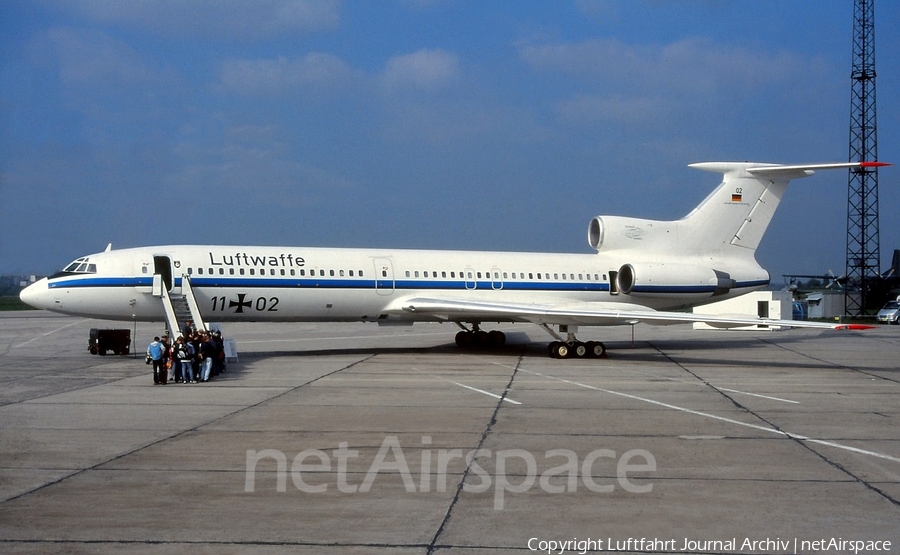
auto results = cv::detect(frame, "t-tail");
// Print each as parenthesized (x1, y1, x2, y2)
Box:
(588, 161, 888, 259)
(680, 161, 888, 255)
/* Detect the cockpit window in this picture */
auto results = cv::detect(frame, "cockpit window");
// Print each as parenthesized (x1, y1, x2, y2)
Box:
(62, 258, 96, 273)
(52, 257, 98, 279)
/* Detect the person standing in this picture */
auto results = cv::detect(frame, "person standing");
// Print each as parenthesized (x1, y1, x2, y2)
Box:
(199, 332, 216, 382)
(147, 336, 166, 385)
(172, 337, 191, 384)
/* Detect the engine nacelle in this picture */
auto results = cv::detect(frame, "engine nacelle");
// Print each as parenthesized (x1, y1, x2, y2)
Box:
(615, 263, 736, 297)
(588, 216, 679, 252)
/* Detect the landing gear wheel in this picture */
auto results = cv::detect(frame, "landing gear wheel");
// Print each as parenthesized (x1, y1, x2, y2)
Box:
(456, 329, 506, 349)
(573, 342, 587, 358)
(473, 330, 489, 346)
(455, 331, 472, 347)
(487, 330, 506, 346)
(550, 341, 571, 359)
(586, 341, 606, 358)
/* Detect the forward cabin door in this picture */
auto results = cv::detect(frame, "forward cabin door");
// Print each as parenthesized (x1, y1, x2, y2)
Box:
(154, 255, 174, 292)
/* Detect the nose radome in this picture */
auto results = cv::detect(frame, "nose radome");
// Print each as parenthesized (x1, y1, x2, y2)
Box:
(19, 278, 50, 310)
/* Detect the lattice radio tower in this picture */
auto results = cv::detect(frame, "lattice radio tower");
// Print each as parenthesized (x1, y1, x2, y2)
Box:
(845, 0, 881, 316)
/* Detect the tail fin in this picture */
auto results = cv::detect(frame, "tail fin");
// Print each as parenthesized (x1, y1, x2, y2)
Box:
(681, 161, 888, 255)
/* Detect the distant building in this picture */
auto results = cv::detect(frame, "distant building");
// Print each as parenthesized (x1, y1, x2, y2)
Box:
(804, 291, 845, 320)
(693, 291, 794, 331)
(1, 274, 39, 297)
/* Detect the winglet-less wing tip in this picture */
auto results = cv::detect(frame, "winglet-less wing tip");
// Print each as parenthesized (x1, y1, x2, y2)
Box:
(835, 324, 877, 330)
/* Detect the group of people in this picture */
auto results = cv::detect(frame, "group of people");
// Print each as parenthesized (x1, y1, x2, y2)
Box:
(146, 322, 227, 385)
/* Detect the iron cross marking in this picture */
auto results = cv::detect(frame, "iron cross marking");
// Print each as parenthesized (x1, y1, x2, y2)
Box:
(229, 293, 252, 313)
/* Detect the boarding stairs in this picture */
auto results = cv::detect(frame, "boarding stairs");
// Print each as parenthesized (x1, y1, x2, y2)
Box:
(156, 274, 207, 339)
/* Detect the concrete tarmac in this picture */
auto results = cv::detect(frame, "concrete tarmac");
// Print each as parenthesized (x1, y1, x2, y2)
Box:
(0, 311, 898, 554)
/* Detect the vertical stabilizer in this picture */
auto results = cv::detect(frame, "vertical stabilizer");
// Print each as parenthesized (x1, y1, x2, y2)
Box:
(681, 162, 885, 256)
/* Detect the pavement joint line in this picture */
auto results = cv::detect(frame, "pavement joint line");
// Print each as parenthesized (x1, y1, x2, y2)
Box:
(426, 353, 525, 555)
(758, 335, 900, 384)
(520, 369, 900, 465)
(0, 353, 376, 505)
(644, 340, 900, 506)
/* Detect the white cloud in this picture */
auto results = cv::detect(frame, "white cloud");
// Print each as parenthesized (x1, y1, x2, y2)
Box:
(40, 27, 168, 88)
(380, 49, 460, 92)
(69, 0, 340, 39)
(519, 37, 822, 96)
(555, 93, 668, 125)
(217, 53, 356, 95)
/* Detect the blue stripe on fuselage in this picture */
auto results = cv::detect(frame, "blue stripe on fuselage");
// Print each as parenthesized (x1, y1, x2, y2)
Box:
(45, 275, 768, 295)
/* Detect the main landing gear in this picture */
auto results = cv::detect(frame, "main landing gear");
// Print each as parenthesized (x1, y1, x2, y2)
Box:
(454, 324, 506, 348)
(454, 322, 607, 359)
(543, 324, 606, 359)
(547, 340, 606, 359)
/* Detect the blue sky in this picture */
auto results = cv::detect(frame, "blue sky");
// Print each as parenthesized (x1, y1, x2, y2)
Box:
(1, 1, 898, 284)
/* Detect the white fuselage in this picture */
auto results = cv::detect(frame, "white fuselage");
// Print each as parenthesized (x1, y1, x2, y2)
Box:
(21, 244, 769, 325)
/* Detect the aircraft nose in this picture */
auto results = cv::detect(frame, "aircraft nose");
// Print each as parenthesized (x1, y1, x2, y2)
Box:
(19, 278, 51, 310)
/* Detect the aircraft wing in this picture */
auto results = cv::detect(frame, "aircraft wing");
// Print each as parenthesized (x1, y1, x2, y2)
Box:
(395, 297, 873, 330)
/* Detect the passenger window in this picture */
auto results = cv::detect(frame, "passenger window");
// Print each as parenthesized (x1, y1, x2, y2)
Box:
(198, 268, 204, 275)
(240, 269, 245, 275)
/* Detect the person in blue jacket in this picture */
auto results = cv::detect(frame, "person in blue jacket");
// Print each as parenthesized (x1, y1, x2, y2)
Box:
(147, 336, 167, 385)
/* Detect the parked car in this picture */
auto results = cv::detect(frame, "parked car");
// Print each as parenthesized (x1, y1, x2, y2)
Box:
(876, 299, 900, 324)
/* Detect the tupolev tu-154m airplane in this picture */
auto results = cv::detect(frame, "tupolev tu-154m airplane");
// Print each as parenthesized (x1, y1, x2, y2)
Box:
(21, 161, 885, 359)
